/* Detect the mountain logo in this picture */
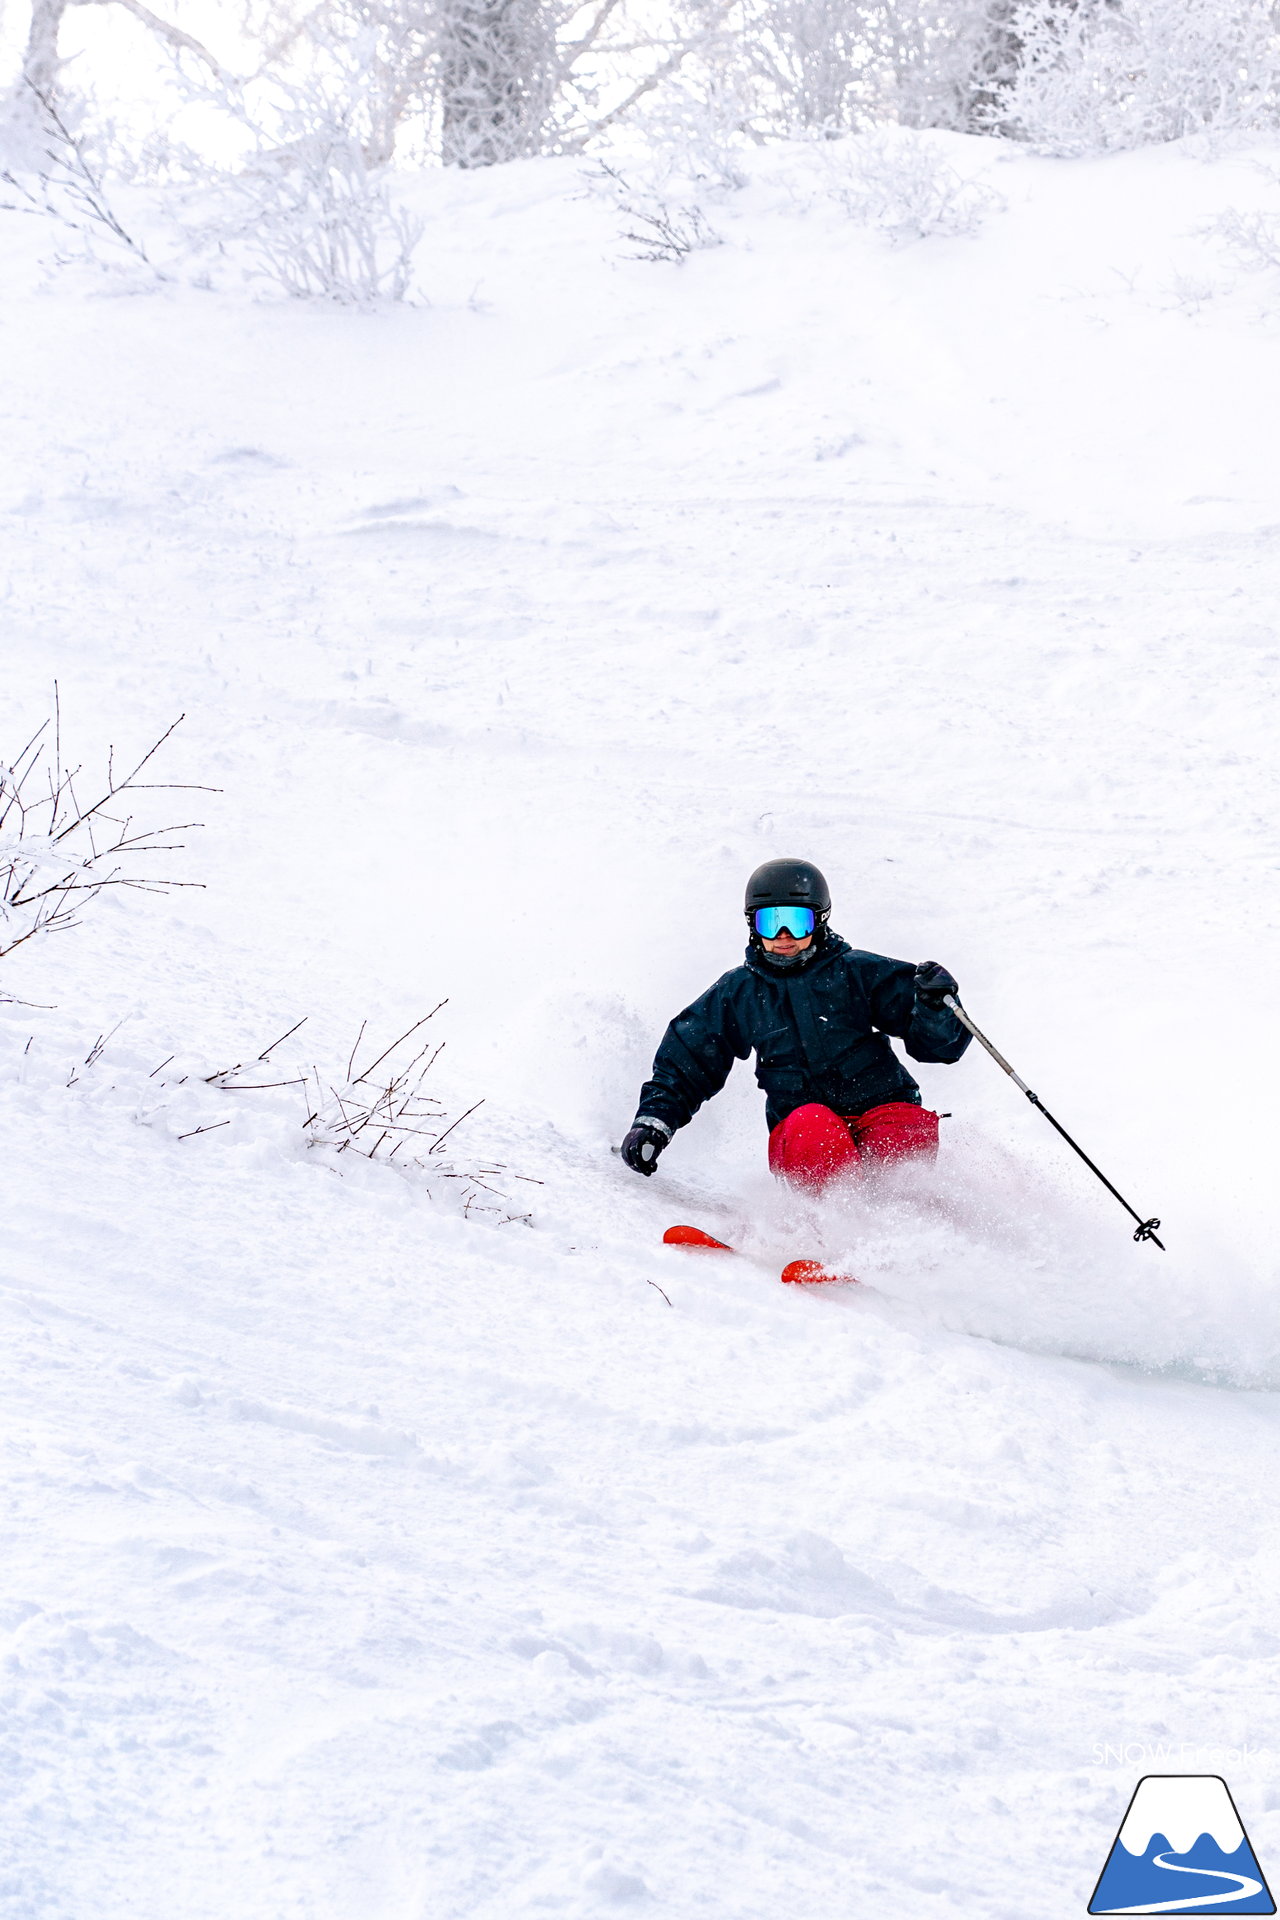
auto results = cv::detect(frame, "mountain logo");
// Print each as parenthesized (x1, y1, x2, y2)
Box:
(1089, 1775, 1275, 1914)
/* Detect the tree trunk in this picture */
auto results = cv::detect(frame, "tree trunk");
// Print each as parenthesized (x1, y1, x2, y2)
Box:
(24, 0, 74, 97)
(962, 0, 1024, 131)
(437, 0, 557, 167)
(0, 0, 69, 161)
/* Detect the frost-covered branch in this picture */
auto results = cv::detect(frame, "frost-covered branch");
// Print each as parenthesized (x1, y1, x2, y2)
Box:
(575, 6, 736, 150)
(78, 0, 239, 85)
(174, 44, 425, 301)
(0, 84, 158, 269)
(1213, 202, 1280, 274)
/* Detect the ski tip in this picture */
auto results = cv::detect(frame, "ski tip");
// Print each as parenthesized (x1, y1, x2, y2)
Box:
(781, 1259, 856, 1286)
(663, 1224, 734, 1253)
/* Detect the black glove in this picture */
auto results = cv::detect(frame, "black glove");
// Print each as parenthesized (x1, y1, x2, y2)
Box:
(621, 1122, 669, 1177)
(914, 960, 958, 1010)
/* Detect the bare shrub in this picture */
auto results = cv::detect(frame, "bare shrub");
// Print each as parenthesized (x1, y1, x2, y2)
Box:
(588, 158, 723, 260)
(0, 696, 209, 991)
(619, 194, 723, 260)
(291, 1008, 458, 1162)
(6, 1006, 538, 1225)
(188, 1010, 538, 1221)
(820, 126, 1001, 238)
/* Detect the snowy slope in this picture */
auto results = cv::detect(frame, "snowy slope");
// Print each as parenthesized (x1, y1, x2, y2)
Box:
(2, 136, 1279, 1918)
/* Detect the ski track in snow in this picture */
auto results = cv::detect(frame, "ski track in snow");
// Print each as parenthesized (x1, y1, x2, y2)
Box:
(1, 138, 1279, 1917)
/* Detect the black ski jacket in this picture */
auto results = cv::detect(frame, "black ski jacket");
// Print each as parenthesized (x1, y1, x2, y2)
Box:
(633, 933, 970, 1136)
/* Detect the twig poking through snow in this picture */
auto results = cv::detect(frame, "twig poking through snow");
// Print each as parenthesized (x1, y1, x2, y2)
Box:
(258, 1016, 307, 1061)
(175, 1014, 536, 1224)
(1, 693, 213, 993)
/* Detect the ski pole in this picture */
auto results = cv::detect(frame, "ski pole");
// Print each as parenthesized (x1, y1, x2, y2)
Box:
(942, 994, 1164, 1251)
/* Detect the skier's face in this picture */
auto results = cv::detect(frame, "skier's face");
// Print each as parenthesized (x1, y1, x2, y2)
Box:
(760, 929, 813, 958)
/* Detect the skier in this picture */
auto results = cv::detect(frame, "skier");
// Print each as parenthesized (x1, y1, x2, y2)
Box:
(621, 858, 971, 1191)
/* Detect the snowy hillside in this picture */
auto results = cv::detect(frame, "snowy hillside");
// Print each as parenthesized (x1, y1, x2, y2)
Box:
(3, 136, 1280, 1918)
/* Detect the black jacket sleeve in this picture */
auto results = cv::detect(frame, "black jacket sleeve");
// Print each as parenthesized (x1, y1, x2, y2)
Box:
(863, 956, 971, 1065)
(633, 974, 751, 1135)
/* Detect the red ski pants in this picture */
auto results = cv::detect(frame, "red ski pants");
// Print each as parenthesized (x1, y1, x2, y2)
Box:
(767, 1101, 939, 1191)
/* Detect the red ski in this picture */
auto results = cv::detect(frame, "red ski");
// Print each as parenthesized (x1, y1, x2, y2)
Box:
(662, 1225, 854, 1286)
(662, 1224, 734, 1253)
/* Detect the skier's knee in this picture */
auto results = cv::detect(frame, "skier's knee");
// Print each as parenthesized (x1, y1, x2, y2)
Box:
(768, 1103, 860, 1186)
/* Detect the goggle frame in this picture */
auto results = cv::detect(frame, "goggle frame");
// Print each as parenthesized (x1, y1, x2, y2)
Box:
(753, 905, 817, 940)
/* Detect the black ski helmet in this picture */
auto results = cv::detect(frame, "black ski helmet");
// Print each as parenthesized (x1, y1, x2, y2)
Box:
(744, 857, 831, 918)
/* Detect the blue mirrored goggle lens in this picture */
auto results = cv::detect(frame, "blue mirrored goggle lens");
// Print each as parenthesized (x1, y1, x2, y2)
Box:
(754, 905, 815, 939)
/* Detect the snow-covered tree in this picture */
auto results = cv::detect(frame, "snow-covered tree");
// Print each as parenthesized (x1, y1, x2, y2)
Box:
(0, 0, 233, 161)
(997, 0, 1280, 152)
(433, 0, 561, 165)
(733, 0, 1018, 135)
(288, 0, 730, 167)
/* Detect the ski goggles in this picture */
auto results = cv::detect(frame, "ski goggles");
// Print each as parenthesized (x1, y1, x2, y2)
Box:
(753, 905, 816, 939)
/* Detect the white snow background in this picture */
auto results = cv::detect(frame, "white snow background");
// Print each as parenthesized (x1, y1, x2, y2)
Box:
(3, 135, 1280, 1917)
